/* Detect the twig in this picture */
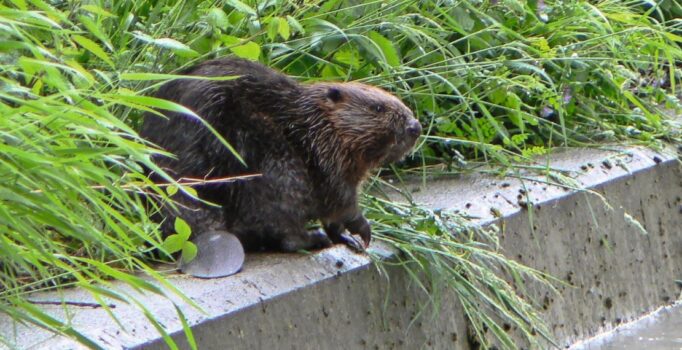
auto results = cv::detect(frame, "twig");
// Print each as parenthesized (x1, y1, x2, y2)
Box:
(149, 173, 262, 187)
(30, 173, 261, 193)
(27, 300, 116, 308)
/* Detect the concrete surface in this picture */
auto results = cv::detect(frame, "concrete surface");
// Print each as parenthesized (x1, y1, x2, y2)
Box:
(0, 145, 680, 349)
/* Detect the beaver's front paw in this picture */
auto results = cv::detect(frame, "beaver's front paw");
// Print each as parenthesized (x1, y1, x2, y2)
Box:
(280, 228, 333, 252)
(324, 222, 365, 252)
(345, 215, 371, 248)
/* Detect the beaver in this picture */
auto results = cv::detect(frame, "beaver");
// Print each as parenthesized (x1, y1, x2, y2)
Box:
(140, 57, 421, 259)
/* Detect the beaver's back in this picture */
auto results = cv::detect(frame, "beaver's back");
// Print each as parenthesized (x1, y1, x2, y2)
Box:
(139, 58, 303, 180)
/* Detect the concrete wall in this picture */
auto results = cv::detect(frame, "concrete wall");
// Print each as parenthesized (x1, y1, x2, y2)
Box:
(501, 158, 682, 346)
(1, 146, 680, 349)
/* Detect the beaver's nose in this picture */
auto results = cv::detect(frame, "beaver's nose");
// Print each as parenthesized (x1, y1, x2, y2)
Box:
(406, 119, 422, 138)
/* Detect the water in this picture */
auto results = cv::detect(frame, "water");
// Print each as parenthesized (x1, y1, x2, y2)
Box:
(571, 303, 682, 349)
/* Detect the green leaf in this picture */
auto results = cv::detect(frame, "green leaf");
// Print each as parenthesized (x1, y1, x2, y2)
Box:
(64, 59, 95, 87)
(133, 33, 199, 58)
(207, 8, 229, 30)
(174, 218, 192, 241)
(219, 34, 240, 46)
(278, 17, 290, 40)
(225, 0, 257, 16)
(166, 185, 178, 196)
(110, 94, 195, 114)
(335, 49, 360, 68)
(267, 17, 279, 41)
(489, 88, 507, 105)
(321, 64, 341, 79)
(286, 15, 304, 35)
(319, 0, 341, 13)
(77, 15, 113, 51)
(86, 259, 165, 295)
(174, 304, 198, 350)
(181, 242, 198, 263)
(229, 41, 260, 60)
(9, 0, 28, 11)
(367, 31, 400, 67)
(72, 35, 115, 68)
(506, 61, 554, 86)
(17, 9, 62, 28)
(80, 5, 115, 18)
(663, 31, 682, 43)
(153, 38, 200, 58)
(505, 93, 524, 131)
(162, 234, 184, 254)
(179, 185, 198, 198)
(506, 93, 522, 109)
(0, 41, 27, 52)
(452, 7, 475, 32)
(623, 91, 660, 125)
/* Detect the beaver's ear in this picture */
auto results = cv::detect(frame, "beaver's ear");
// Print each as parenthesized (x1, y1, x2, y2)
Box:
(326, 87, 342, 103)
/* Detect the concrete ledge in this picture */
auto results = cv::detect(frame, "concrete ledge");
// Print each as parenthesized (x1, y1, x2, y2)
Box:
(1, 146, 680, 349)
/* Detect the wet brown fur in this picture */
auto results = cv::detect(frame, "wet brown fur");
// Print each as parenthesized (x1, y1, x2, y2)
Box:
(140, 57, 420, 251)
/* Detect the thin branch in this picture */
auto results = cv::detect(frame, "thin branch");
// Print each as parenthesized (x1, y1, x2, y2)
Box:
(30, 174, 262, 193)
(27, 300, 116, 309)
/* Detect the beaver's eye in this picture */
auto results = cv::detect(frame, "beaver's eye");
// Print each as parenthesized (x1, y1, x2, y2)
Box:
(373, 104, 385, 113)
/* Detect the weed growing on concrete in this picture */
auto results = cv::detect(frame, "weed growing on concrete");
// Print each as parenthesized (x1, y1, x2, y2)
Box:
(364, 192, 561, 349)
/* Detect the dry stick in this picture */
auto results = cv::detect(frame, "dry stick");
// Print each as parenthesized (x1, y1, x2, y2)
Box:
(111, 173, 262, 189)
(27, 300, 116, 308)
(30, 173, 262, 193)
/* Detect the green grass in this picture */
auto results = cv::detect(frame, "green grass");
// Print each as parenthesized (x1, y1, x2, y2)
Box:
(1, 0, 680, 349)
(363, 194, 562, 348)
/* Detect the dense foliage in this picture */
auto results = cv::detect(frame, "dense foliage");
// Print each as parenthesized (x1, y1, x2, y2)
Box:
(1, 0, 680, 348)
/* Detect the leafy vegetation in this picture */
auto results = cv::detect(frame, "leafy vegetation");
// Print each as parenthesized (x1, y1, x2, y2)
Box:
(1, 0, 680, 349)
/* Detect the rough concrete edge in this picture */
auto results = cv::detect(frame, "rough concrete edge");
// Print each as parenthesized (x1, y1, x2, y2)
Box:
(383, 145, 679, 225)
(0, 145, 678, 349)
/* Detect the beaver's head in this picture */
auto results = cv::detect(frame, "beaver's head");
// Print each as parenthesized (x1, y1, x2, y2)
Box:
(308, 82, 421, 171)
